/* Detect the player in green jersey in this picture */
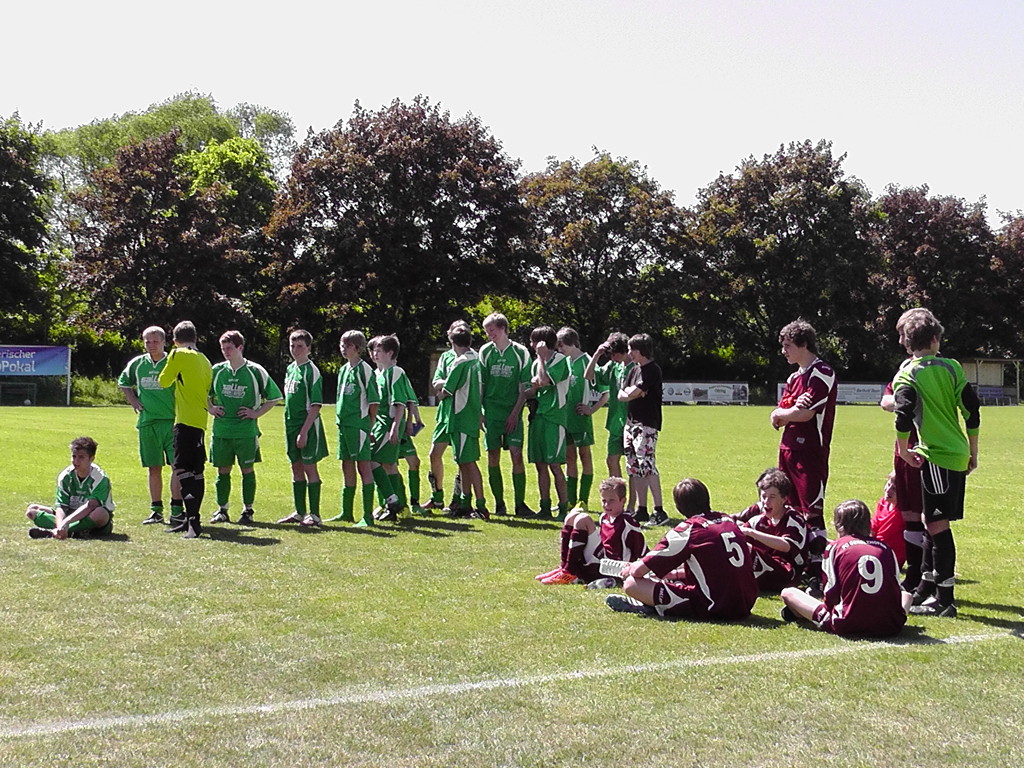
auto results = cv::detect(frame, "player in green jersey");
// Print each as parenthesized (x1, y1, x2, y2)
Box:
(26, 436, 114, 539)
(439, 325, 488, 519)
(118, 325, 182, 525)
(329, 330, 380, 527)
(583, 332, 637, 509)
(367, 335, 410, 522)
(427, 320, 471, 512)
(158, 321, 213, 539)
(556, 327, 595, 514)
(893, 308, 980, 618)
(479, 313, 532, 516)
(207, 331, 283, 525)
(528, 326, 571, 520)
(277, 330, 330, 527)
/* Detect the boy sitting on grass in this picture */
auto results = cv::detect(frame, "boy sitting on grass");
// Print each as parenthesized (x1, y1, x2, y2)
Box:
(26, 436, 115, 540)
(606, 478, 758, 619)
(735, 468, 807, 592)
(536, 476, 647, 586)
(781, 499, 912, 637)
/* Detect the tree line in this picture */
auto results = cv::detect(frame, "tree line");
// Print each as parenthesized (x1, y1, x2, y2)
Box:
(2, 92, 1022, 398)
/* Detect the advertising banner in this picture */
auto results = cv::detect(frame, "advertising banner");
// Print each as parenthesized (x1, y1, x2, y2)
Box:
(0, 346, 71, 376)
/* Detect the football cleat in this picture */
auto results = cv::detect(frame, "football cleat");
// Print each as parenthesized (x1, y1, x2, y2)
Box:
(142, 510, 164, 525)
(542, 569, 581, 585)
(605, 594, 656, 616)
(585, 577, 618, 590)
(300, 514, 322, 527)
(210, 508, 230, 524)
(238, 508, 255, 525)
(277, 512, 304, 524)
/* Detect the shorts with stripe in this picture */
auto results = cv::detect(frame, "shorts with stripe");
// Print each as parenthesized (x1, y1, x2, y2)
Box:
(920, 460, 967, 523)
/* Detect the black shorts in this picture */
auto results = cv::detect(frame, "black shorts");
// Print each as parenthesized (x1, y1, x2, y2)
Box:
(172, 424, 207, 475)
(920, 461, 966, 523)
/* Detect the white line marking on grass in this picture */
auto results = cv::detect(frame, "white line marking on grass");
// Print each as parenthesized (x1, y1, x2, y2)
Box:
(0, 631, 1012, 739)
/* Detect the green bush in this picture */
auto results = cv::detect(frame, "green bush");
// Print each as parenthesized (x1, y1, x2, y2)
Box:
(72, 375, 125, 406)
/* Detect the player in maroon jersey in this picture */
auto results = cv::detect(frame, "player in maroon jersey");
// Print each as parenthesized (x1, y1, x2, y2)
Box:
(735, 468, 806, 592)
(781, 499, 912, 637)
(770, 320, 837, 594)
(606, 478, 758, 619)
(537, 477, 647, 585)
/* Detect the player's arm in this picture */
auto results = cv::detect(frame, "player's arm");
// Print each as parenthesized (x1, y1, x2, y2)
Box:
(157, 350, 179, 389)
(581, 389, 608, 416)
(388, 403, 406, 444)
(54, 498, 101, 539)
(583, 343, 608, 384)
(960, 382, 981, 473)
(207, 394, 224, 417)
(893, 385, 924, 468)
(120, 386, 143, 413)
(739, 524, 792, 553)
(296, 404, 322, 448)
(533, 343, 552, 386)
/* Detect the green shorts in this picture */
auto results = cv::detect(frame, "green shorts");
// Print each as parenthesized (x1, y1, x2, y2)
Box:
(139, 421, 174, 467)
(431, 419, 451, 446)
(606, 430, 625, 457)
(32, 508, 113, 536)
(528, 417, 566, 465)
(567, 428, 595, 448)
(484, 415, 524, 451)
(398, 433, 419, 459)
(451, 431, 481, 464)
(337, 425, 371, 462)
(210, 436, 262, 469)
(286, 420, 329, 465)
(372, 429, 401, 465)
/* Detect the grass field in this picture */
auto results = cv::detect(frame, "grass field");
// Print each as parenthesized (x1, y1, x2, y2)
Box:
(1, 404, 1022, 767)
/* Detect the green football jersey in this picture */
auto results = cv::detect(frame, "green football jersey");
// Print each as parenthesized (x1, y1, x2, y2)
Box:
(534, 352, 570, 426)
(443, 350, 482, 436)
(893, 355, 978, 471)
(432, 349, 458, 430)
(284, 359, 324, 426)
(479, 340, 531, 419)
(209, 359, 283, 439)
(56, 463, 115, 513)
(118, 353, 175, 426)
(595, 359, 636, 434)
(158, 346, 213, 430)
(373, 364, 412, 438)
(336, 359, 380, 430)
(564, 352, 593, 433)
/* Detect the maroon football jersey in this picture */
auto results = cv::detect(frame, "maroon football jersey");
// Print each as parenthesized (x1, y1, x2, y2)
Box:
(779, 358, 837, 455)
(642, 512, 758, 619)
(884, 380, 923, 516)
(744, 505, 807, 590)
(814, 534, 906, 637)
(600, 512, 648, 562)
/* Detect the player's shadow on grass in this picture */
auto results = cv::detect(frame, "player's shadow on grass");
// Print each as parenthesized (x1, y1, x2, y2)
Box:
(489, 517, 561, 530)
(321, 524, 395, 538)
(952, 599, 1024, 637)
(395, 518, 475, 536)
(202, 527, 281, 546)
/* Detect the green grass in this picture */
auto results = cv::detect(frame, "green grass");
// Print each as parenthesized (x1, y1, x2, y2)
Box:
(1, 405, 1022, 767)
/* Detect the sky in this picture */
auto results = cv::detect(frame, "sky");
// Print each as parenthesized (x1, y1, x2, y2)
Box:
(4, 0, 1023, 223)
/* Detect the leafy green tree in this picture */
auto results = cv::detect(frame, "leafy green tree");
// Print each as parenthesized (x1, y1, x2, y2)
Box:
(266, 96, 532, 380)
(519, 153, 695, 362)
(688, 140, 879, 385)
(869, 185, 997, 360)
(0, 115, 51, 340)
(70, 131, 276, 343)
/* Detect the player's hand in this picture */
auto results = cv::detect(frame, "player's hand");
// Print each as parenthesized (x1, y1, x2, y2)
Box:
(535, 341, 548, 353)
(504, 412, 520, 433)
(132, 402, 144, 414)
(769, 409, 784, 429)
(239, 406, 257, 420)
(899, 448, 925, 469)
(54, 526, 68, 540)
(209, 405, 225, 417)
(795, 392, 814, 409)
(388, 428, 400, 445)
(296, 432, 308, 449)
(967, 454, 978, 474)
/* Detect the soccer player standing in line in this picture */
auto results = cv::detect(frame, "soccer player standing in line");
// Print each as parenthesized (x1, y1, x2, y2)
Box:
(618, 333, 667, 526)
(892, 308, 980, 617)
(368, 334, 411, 522)
(439, 325, 488, 519)
(556, 327, 596, 514)
(118, 325, 182, 526)
(770, 320, 837, 594)
(479, 313, 532, 516)
(427, 320, 471, 512)
(583, 332, 637, 510)
(333, 330, 381, 527)
(158, 321, 213, 539)
(528, 325, 572, 520)
(207, 331, 283, 525)
(277, 330, 330, 527)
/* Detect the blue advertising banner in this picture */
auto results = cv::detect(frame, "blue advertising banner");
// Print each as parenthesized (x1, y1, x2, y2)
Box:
(0, 346, 71, 376)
